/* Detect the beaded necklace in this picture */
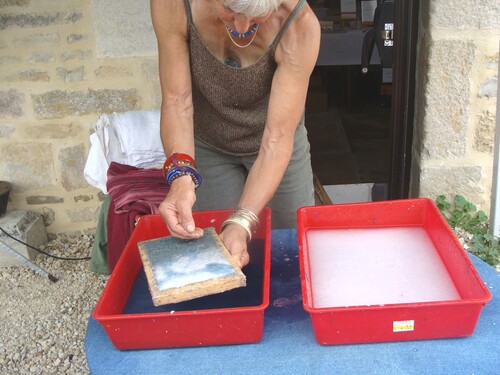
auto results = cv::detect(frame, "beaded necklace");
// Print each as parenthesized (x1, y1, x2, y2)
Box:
(224, 23, 259, 49)
(226, 23, 259, 38)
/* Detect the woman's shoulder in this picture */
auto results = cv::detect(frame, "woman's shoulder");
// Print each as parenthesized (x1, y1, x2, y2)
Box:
(151, 0, 189, 36)
(274, 2, 320, 64)
(287, 1, 321, 41)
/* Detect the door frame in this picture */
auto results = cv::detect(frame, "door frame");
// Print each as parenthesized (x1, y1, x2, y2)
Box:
(389, 0, 420, 199)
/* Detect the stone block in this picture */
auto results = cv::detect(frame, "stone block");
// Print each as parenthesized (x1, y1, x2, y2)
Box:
(60, 49, 91, 61)
(421, 39, 476, 159)
(431, 1, 500, 29)
(0, 0, 30, 7)
(17, 69, 50, 82)
(59, 143, 89, 191)
(478, 77, 497, 98)
(24, 122, 81, 139)
(65, 206, 98, 223)
(419, 165, 484, 205)
(0, 122, 15, 137)
(0, 89, 25, 117)
(73, 194, 93, 203)
(41, 207, 55, 226)
(0, 210, 48, 267)
(0, 10, 83, 30)
(26, 51, 54, 63)
(32, 89, 140, 119)
(94, 64, 134, 78)
(26, 196, 64, 205)
(13, 33, 59, 47)
(474, 110, 495, 153)
(0, 56, 22, 64)
(56, 66, 84, 82)
(67, 34, 87, 43)
(1, 142, 55, 192)
(91, 0, 157, 57)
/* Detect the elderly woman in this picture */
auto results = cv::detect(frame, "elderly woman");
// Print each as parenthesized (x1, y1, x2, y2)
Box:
(151, 0, 320, 267)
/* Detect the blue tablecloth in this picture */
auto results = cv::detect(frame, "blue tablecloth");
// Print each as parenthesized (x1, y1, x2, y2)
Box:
(85, 229, 499, 375)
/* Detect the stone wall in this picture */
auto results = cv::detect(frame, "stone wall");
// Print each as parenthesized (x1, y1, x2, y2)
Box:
(411, 0, 499, 216)
(0, 0, 160, 234)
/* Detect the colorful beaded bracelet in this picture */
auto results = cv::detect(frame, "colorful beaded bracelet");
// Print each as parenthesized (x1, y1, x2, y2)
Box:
(162, 153, 197, 176)
(163, 153, 202, 188)
(166, 165, 202, 188)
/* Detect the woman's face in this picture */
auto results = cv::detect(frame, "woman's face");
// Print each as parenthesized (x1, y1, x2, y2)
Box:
(213, 1, 274, 34)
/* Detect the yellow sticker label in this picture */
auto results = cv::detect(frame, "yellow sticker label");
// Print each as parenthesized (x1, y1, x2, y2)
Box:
(393, 320, 415, 332)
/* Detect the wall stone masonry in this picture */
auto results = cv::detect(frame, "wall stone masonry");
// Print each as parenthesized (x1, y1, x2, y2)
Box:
(430, 1, 500, 29)
(0, 0, 497, 236)
(0, 56, 22, 64)
(411, 0, 499, 221)
(419, 165, 485, 206)
(2, 142, 56, 192)
(478, 77, 498, 98)
(0, 89, 25, 117)
(2, 69, 51, 82)
(0, 1, 30, 7)
(59, 144, 88, 191)
(0, 123, 15, 137)
(26, 51, 54, 63)
(32, 89, 141, 119)
(475, 110, 496, 153)
(0, 0, 159, 233)
(60, 49, 92, 61)
(91, 0, 157, 57)
(26, 196, 64, 205)
(0, 10, 83, 29)
(74, 194, 93, 203)
(419, 39, 475, 160)
(67, 33, 87, 43)
(24, 122, 82, 139)
(65, 207, 99, 224)
(13, 32, 59, 47)
(56, 66, 85, 82)
(41, 207, 55, 227)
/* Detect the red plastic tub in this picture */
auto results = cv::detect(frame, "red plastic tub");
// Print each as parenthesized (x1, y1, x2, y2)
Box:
(93, 208, 271, 350)
(297, 198, 492, 345)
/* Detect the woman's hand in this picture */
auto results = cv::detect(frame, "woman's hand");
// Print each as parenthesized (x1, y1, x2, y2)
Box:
(219, 224, 250, 269)
(158, 175, 203, 239)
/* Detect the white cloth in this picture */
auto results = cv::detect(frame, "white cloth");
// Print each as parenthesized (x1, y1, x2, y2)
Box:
(84, 110, 165, 193)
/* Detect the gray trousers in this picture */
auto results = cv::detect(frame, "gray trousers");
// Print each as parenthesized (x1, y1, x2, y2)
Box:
(193, 123, 315, 229)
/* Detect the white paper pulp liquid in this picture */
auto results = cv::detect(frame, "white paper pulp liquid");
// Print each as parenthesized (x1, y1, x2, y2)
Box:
(306, 227, 461, 308)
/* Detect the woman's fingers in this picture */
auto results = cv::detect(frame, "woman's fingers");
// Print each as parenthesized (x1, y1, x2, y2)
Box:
(158, 180, 202, 239)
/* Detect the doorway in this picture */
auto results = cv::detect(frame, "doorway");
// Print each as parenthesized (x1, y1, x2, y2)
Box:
(305, 0, 418, 202)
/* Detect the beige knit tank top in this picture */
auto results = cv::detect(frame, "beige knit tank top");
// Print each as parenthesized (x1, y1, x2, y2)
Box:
(186, 0, 306, 156)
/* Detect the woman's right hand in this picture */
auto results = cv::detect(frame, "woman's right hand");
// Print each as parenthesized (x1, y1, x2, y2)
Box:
(158, 175, 203, 239)
(219, 224, 250, 269)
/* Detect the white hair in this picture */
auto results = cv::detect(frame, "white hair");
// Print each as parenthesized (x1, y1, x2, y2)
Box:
(222, 0, 285, 17)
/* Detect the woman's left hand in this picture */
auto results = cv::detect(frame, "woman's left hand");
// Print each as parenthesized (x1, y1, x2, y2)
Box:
(219, 224, 250, 269)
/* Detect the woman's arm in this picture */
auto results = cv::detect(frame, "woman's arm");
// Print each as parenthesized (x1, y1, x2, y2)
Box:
(221, 6, 321, 267)
(151, 0, 203, 238)
(239, 7, 320, 215)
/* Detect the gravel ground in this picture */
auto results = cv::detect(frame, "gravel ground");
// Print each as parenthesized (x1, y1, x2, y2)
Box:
(0, 233, 108, 374)
(0, 228, 497, 374)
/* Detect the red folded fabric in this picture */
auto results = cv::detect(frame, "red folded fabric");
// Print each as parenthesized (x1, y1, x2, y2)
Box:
(106, 162, 169, 272)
